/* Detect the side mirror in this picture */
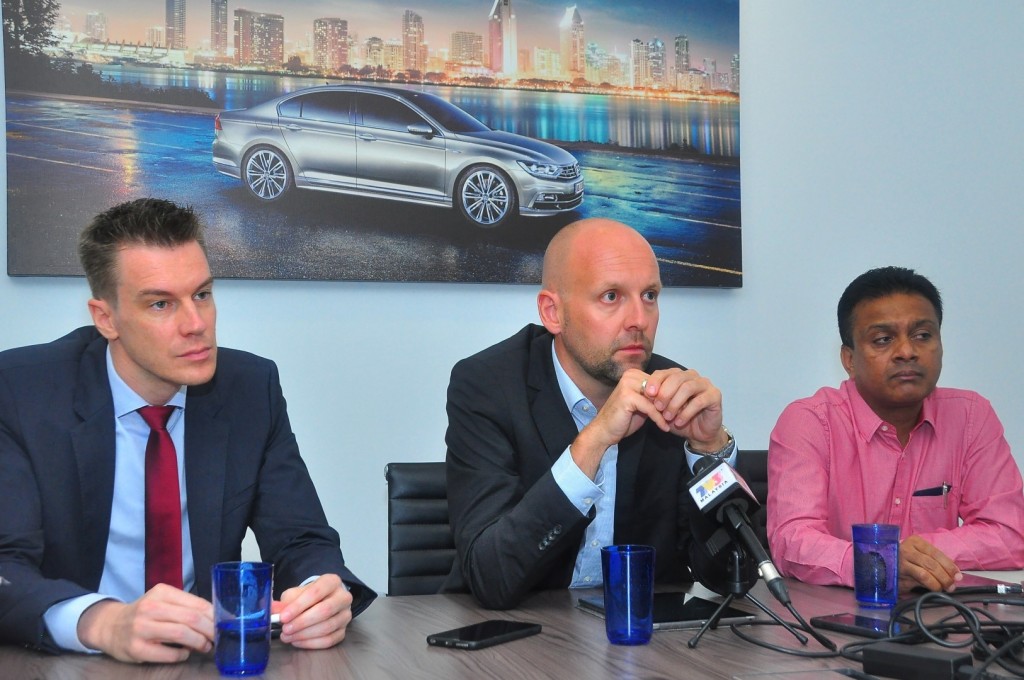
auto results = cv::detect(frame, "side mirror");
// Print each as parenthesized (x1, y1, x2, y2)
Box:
(407, 123, 435, 138)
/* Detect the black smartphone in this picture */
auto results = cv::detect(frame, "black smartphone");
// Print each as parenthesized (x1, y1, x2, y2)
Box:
(810, 612, 903, 639)
(426, 620, 542, 650)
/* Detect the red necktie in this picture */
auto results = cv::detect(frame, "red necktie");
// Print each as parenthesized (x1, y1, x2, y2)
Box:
(139, 405, 183, 591)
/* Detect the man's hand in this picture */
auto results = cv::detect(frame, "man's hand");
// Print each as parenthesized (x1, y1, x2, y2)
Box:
(272, 574, 353, 649)
(641, 367, 726, 450)
(77, 585, 214, 663)
(898, 535, 962, 593)
(571, 368, 670, 478)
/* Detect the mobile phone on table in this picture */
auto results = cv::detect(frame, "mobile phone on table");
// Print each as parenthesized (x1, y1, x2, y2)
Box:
(426, 620, 542, 650)
(809, 612, 903, 639)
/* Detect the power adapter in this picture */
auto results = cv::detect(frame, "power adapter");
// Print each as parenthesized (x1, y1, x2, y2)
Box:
(862, 641, 972, 679)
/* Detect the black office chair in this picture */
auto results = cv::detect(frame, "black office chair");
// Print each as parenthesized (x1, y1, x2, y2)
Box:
(384, 462, 456, 596)
(735, 449, 769, 553)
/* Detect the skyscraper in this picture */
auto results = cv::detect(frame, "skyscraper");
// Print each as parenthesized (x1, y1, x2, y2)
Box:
(630, 38, 649, 89)
(487, 0, 517, 76)
(402, 10, 425, 73)
(234, 9, 284, 68)
(211, 0, 228, 56)
(314, 18, 349, 72)
(166, 0, 186, 50)
(649, 38, 665, 88)
(365, 37, 384, 68)
(146, 25, 165, 47)
(674, 35, 689, 81)
(559, 6, 584, 80)
(451, 31, 483, 65)
(85, 12, 107, 42)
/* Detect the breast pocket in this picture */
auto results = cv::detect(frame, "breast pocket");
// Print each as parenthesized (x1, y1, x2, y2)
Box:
(909, 491, 959, 534)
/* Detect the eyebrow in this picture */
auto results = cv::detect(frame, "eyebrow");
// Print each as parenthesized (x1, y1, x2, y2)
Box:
(864, 318, 937, 332)
(137, 277, 215, 299)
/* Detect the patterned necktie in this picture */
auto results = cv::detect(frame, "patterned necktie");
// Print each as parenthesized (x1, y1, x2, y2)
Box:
(138, 405, 183, 591)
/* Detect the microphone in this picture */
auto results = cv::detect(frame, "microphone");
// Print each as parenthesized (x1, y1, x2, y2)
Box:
(688, 456, 791, 606)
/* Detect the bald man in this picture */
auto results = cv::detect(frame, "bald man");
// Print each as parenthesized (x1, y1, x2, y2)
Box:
(443, 218, 737, 608)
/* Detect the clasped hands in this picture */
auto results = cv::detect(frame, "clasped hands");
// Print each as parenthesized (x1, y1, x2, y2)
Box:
(572, 367, 728, 479)
(79, 573, 353, 663)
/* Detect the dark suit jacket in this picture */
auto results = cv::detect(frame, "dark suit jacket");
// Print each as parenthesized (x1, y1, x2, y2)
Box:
(443, 324, 726, 609)
(0, 327, 375, 651)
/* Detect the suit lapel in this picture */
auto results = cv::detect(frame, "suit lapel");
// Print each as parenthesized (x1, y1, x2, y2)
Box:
(183, 378, 230, 596)
(71, 336, 118, 586)
(526, 332, 579, 461)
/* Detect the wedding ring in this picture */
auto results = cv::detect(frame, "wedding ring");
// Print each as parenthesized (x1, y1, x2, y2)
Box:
(640, 379, 648, 393)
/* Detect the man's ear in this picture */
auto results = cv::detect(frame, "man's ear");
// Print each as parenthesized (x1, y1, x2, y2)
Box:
(88, 298, 119, 341)
(840, 344, 854, 377)
(537, 289, 563, 335)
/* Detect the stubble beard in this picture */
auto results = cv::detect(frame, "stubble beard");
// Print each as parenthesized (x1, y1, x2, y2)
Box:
(565, 334, 652, 389)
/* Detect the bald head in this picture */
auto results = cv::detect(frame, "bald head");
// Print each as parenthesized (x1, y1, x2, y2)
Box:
(537, 218, 661, 401)
(541, 218, 659, 296)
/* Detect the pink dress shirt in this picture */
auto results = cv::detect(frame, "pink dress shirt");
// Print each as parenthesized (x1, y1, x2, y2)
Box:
(767, 379, 1024, 587)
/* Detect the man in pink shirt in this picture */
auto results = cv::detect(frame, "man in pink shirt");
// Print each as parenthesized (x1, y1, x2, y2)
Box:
(768, 266, 1024, 593)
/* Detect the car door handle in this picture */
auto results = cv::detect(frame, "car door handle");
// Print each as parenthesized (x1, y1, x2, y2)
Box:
(285, 124, 302, 131)
(358, 133, 377, 142)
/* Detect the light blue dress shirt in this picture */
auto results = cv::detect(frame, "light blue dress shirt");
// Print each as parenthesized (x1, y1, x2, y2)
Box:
(42, 347, 194, 652)
(548, 342, 736, 587)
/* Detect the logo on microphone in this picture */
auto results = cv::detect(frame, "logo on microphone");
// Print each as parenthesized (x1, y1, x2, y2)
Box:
(688, 463, 738, 512)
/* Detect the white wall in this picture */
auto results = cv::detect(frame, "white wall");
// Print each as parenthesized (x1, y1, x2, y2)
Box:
(2, 1, 1022, 596)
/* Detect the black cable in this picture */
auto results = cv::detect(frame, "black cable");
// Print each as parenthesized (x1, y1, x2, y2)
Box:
(726, 619, 841, 658)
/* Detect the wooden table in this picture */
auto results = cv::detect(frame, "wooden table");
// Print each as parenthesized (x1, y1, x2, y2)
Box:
(3, 579, 1023, 679)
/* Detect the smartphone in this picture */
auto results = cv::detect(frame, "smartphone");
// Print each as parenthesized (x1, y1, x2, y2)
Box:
(426, 620, 542, 650)
(809, 612, 904, 639)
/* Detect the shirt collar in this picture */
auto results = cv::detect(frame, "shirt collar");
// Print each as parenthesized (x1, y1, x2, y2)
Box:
(842, 378, 936, 442)
(551, 340, 590, 413)
(106, 345, 187, 418)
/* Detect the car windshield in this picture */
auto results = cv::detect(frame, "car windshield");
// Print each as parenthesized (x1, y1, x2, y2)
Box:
(403, 92, 490, 133)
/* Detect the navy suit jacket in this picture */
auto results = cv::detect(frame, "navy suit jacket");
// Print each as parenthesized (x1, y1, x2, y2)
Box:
(0, 327, 375, 651)
(443, 324, 727, 609)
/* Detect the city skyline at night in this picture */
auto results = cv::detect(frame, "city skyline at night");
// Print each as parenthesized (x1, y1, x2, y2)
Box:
(56, 0, 738, 82)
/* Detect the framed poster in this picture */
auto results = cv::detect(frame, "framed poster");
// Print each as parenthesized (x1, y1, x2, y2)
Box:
(4, 0, 740, 285)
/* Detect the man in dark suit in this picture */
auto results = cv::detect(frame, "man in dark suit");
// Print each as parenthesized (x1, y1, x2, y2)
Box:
(0, 199, 374, 661)
(444, 218, 737, 608)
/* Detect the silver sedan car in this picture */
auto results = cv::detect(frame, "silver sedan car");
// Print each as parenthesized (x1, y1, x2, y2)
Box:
(212, 85, 584, 228)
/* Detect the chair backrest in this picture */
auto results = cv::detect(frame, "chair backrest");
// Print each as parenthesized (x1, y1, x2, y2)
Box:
(735, 449, 769, 552)
(384, 462, 455, 596)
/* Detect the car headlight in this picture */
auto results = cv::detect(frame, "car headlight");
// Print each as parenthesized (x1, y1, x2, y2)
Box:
(517, 161, 562, 179)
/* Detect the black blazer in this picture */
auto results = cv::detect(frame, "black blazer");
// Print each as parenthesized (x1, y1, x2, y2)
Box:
(0, 327, 375, 651)
(443, 324, 725, 608)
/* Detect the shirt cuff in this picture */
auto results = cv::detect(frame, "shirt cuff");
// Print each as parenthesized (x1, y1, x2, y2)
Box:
(552, 446, 605, 516)
(684, 438, 738, 472)
(43, 594, 120, 653)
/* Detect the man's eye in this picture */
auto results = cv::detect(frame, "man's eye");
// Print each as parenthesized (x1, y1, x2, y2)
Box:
(602, 292, 617, 302)
(151, 301, 168, 310)
(195, 291, 212, 301)
(873, 336, 891, 345)
(642, 290, 658, 302)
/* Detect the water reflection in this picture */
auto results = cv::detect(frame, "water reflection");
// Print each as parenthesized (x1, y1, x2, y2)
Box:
(100, 65, 739, 156)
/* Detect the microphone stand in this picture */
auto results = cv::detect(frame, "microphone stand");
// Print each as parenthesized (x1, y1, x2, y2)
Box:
(688, 543, 809, 648)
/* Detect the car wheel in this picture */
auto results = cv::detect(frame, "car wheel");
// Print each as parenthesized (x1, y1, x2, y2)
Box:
(456, 165, 517, 228)
(243, 147, 292, 201)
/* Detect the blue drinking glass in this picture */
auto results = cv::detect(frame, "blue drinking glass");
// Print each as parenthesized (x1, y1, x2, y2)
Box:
(601, 545, 655, 645)
(852, 524, 900, 607)
(212, 561, 273, 676)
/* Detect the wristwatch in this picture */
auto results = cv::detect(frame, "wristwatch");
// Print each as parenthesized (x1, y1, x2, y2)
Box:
(689, 426, 734, 460)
